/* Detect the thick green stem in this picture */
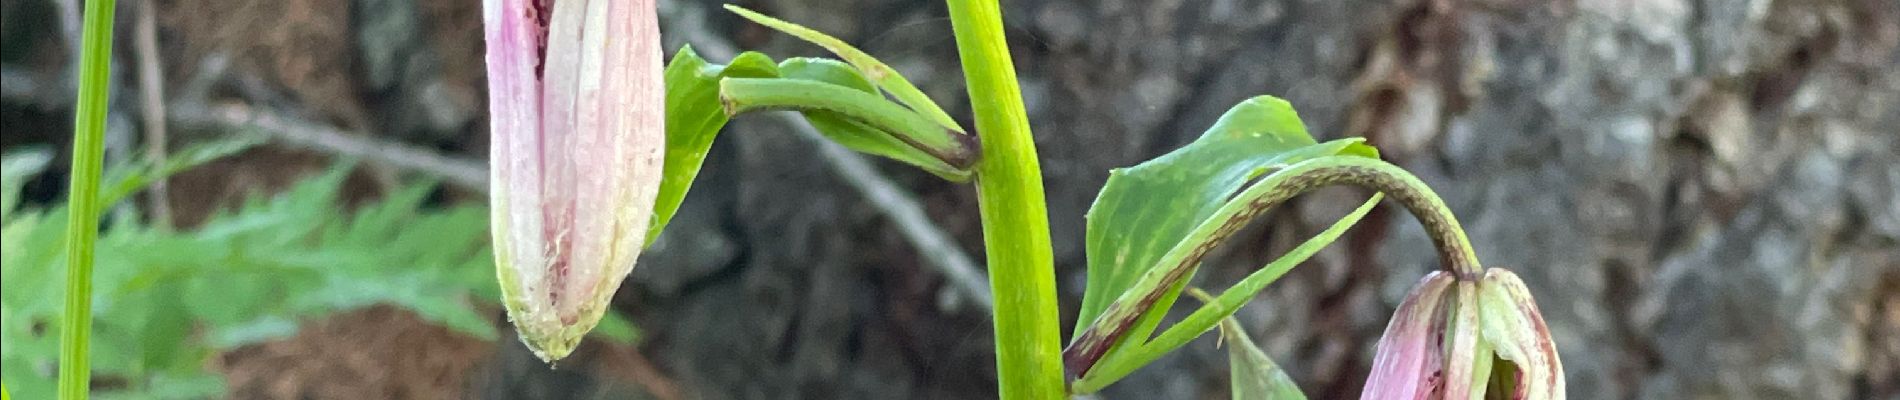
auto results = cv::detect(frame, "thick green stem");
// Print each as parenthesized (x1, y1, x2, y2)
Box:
(944, 1, 1066, 398)
(61, 0, 118, 399)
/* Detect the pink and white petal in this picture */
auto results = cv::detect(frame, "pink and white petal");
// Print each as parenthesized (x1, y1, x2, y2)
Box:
(483, 0, 550, 323)
(1361, 272, 1454, 400)
(1481, 269, 1566, 400)
(582, 0, 665, 323)
(1440, 279, 1483, 400)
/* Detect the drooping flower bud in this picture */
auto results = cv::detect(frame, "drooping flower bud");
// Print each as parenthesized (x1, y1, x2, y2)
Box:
(1361, 269, 1565, 399)
(1361, 272, 1455, 400)
(483, 0, 664, 362)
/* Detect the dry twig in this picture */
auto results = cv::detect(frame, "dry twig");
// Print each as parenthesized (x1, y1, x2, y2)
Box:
(134, 0, 173, 226)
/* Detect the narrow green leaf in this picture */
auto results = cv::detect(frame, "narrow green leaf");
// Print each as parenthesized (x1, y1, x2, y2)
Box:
(724, 5, 965, 133)
(100, 135, 263, 207)
(1075, 193, 1378, 392)
(654, 47, 980, 246)
(650, 46, 780, 246)
(720, 77, 974, 179)
(778, 58, 972, 181)
(1222, 320, 1308, 400)
(1075, 96, 1375, 339)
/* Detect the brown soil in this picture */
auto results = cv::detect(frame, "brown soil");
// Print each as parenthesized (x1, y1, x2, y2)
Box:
(214, 305, 492, 400)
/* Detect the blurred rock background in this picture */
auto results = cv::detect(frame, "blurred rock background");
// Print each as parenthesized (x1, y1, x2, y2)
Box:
(2, 0, 1897, 399)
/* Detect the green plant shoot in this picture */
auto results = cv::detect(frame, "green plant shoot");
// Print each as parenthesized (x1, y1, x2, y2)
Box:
(60, 0, 121, 398)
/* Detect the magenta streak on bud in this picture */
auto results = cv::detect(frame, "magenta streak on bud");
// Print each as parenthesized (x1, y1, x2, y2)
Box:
(484, 0, 664, 362)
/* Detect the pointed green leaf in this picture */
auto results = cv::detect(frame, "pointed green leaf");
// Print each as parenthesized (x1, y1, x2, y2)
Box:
(1220, 313, 1308, 400)
(724, 5, 965, 133)
(1075, 96, 1376, 338)
(1181, 289, 1309, 400)
(651, 46, 781, 246)
(101, 135, 264, 207)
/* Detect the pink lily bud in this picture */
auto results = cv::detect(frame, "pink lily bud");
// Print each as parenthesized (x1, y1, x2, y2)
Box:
(1361, 271, 1456, 400)
(483, 0, 664, 362)
(1361, 269, 1565, 399)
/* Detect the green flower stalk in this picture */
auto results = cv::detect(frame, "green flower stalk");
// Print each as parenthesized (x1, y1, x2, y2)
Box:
(1362, 269, 1565, 399)
(483, 0, 664, 362)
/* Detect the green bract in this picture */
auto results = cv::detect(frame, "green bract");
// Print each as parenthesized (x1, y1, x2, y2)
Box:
(1074, 96, 1376, 335)
(1065, 96, 1380, 391)
(651, 46, 978, 246)
(652, 47, 780, 245)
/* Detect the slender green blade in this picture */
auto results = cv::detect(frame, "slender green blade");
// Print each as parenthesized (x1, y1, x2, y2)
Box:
(1075, 192, 1377, 392)
(724, 5, 965, 133)
(100, 135, 262, 207)
(650, 46, 780, 246)
(720, 77, 973, 179)
(777, 58, 971, 181)
(1074, 96, 1375, 338)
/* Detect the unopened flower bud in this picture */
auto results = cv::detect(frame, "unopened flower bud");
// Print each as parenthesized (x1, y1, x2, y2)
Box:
(483, 0, 664, 362)
(1361, 269, 1565, 399)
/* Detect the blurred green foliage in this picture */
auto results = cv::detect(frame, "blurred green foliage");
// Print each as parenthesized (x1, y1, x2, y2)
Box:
(0, 144, 632, 399)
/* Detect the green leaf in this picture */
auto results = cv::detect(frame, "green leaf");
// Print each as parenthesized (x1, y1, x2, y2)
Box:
(777, 58, 971, 181)
(719, 77, 974, 179)
(1189, 288, 1307, 400)
(651, 46, 781, 246)
(1075, 96, 1375, 337)
(1067, 96, 1385, 392)
(724, 5, 964, 134)
(1221, 314, 1308, 400)
(136, 286, 191, 371)
(1074, 193, 1378, 393)
(5, 154, 503, 398)
(100, 135, 263, 207)
(654, 46, 981, 246)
